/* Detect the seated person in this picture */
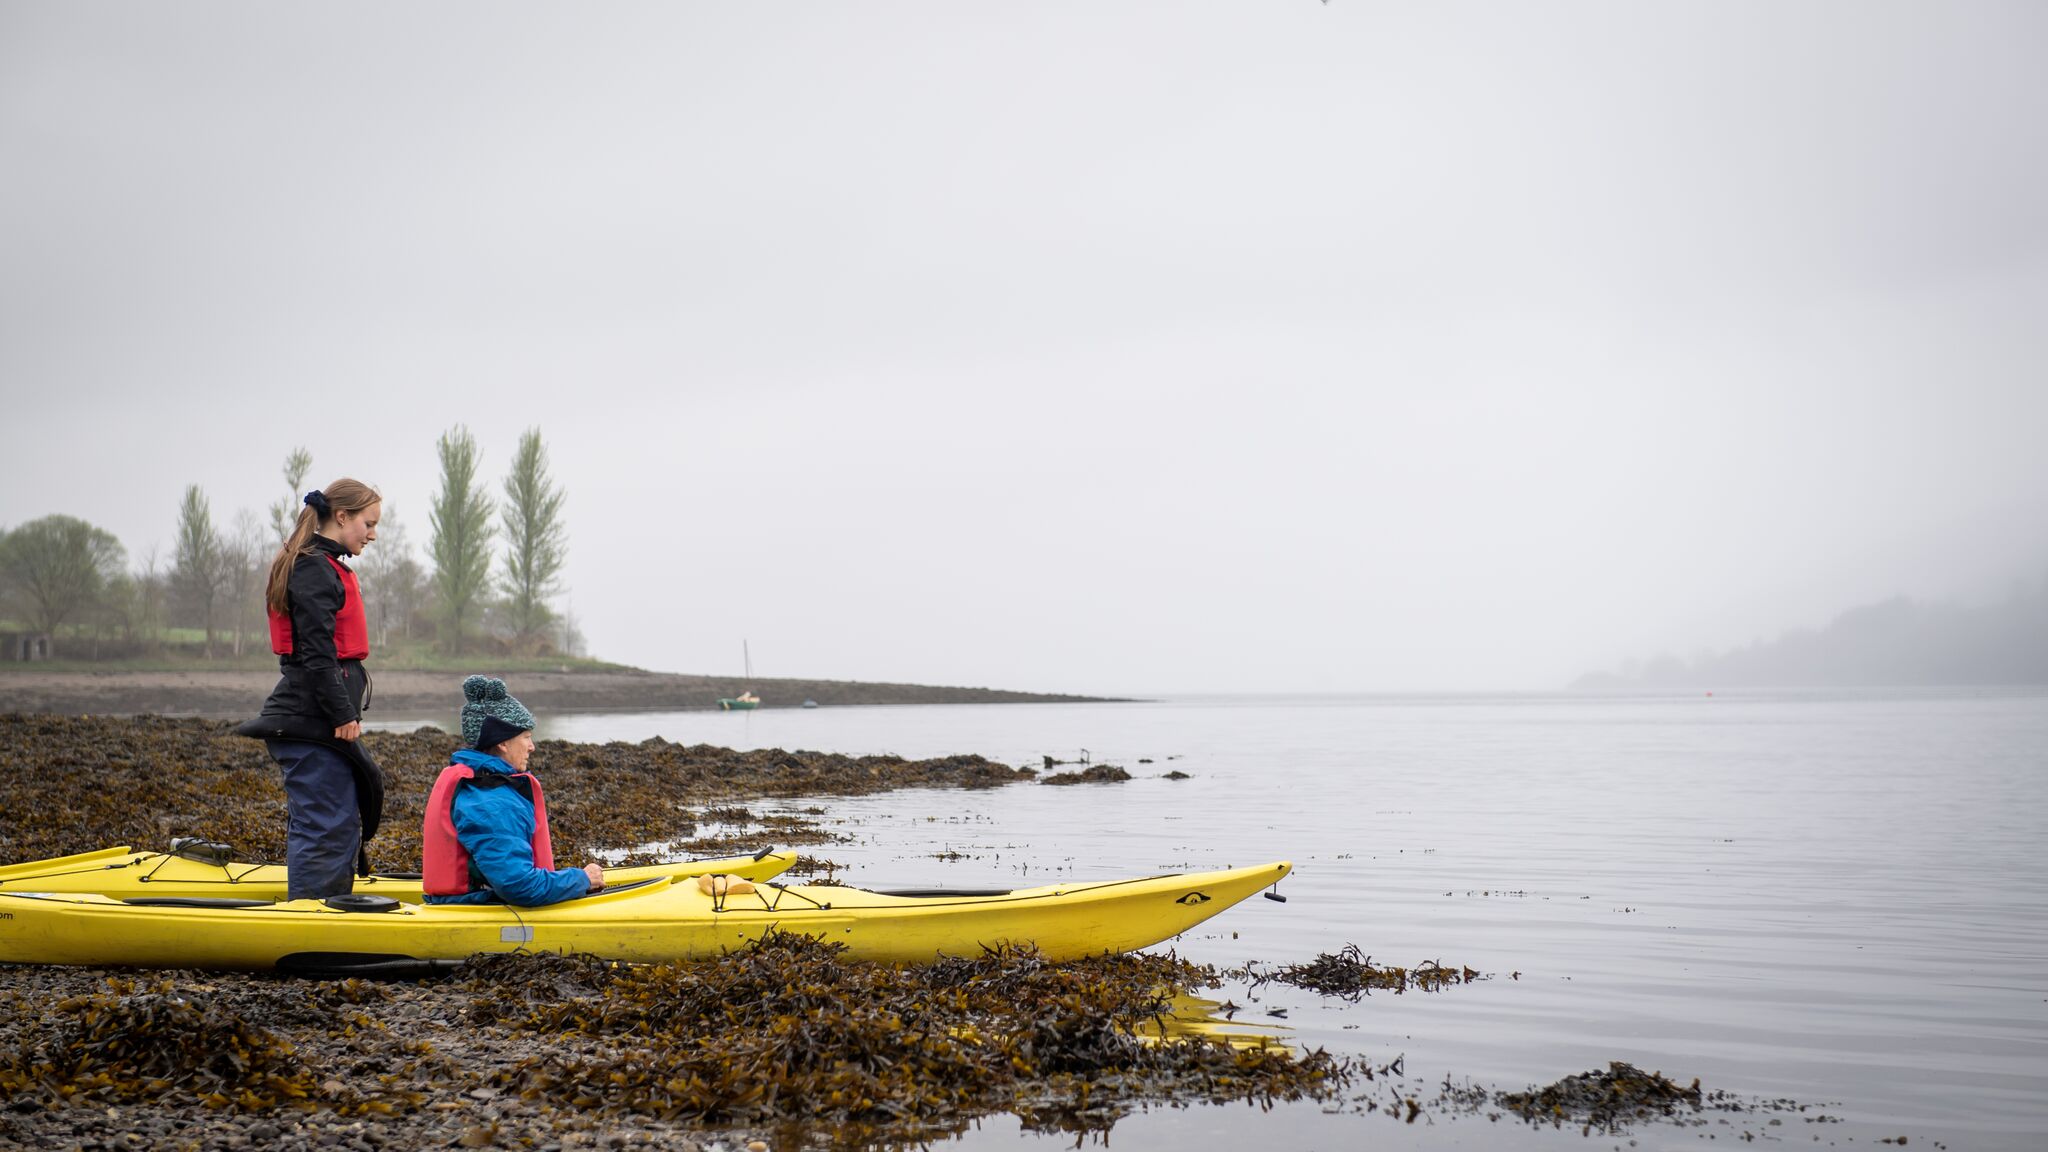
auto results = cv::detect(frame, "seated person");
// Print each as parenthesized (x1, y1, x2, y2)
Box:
(422, 675, 606, 906)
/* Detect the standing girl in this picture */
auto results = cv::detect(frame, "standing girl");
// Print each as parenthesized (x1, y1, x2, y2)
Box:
(236, 478, 387, 900)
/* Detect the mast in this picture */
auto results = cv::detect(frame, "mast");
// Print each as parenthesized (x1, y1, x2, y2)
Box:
(743, 639, 752, 683)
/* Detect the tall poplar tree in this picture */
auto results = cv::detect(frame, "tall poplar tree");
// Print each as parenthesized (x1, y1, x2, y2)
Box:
(428, 426, 494, 654)
(499, 427, 568, 653)
(173, 484, 225, 657)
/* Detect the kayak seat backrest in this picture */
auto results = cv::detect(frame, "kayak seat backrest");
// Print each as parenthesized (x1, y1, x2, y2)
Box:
(124, 896, 272, 909)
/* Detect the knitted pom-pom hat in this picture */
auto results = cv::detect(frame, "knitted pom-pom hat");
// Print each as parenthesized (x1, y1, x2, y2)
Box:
(461, 675, 535, 750)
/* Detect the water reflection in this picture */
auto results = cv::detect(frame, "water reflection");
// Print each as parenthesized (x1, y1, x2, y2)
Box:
(1135, 991, 1289, 1051)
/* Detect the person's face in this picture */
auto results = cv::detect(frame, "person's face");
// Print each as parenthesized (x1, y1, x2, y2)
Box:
(328, 502, 380, 555)
(493, 730, 535, 771)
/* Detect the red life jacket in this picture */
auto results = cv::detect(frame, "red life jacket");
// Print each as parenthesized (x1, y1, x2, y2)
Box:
(268, 554, 369, 660)
(421, 763, 556, 897)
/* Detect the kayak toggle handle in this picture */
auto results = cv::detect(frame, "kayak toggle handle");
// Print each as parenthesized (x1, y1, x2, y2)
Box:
(754, 846, 776, 861)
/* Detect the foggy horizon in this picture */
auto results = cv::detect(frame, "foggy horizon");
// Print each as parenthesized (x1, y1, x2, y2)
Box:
(5, 3, 2045, 696)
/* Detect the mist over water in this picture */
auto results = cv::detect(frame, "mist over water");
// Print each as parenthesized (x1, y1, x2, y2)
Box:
(7, 3, 2048, 695)
(375, 688, 2048, 1149)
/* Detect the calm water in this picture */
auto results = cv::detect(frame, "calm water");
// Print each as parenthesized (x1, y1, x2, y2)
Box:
(376, 689, 2048, 1150)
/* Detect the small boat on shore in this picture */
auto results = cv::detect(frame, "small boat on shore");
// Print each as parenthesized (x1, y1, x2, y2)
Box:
(0, 860, 1292, 974)
(718, 640, 761, 710)
(0, 842, 797, 903)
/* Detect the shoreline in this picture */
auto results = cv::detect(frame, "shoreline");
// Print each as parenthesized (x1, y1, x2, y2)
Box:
(0, 715, 1330, 1151)
(0, 667, 1125, 718)
(0, 716, 1849, 1150)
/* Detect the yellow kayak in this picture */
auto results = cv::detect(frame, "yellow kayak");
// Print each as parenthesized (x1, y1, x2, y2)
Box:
(0, 860, 1292, 973)
(0, 843, 797, 903)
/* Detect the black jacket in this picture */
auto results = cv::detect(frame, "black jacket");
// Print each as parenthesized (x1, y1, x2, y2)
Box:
(253, 534, 370, 727)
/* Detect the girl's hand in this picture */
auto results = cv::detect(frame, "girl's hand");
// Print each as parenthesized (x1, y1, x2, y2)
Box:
(583, 864, 606, 891)
(333, 720, 362, 741)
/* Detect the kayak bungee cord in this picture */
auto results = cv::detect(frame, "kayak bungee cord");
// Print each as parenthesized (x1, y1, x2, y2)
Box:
(502, 903, 533, 950)
(0, 857, 147, 885)
(711, 882, 834, 914)
(138, 851, 270, 885)
(0, 851, 269, 888)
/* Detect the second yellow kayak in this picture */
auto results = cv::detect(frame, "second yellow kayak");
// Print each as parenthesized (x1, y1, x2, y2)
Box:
(0, 842, 798, 903)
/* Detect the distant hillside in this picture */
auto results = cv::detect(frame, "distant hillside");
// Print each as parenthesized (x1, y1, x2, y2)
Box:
(1574, 582, 2048, 690)
(0, 667, 1123, 717)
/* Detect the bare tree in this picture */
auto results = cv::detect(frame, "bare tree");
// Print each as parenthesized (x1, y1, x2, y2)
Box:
(173, 484, 227, 657)
(0, 523, 11, 631)
(268, 447, 313, 543)
(499, 427, 568, 654)
(0, 514, 127, 657)
(91, 570, 137, 657)
(557, 599, 588, 659)
(356, 505, 426, 647)
(428, 426, 495, 655)
(136, 546, 168, 652)
(219, 509, 266, 657)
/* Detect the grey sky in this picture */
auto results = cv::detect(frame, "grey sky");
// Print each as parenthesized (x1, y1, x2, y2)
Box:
(3, 2, 2045, 694)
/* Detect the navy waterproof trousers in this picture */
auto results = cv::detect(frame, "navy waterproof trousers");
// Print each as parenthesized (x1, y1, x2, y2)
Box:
(268, 740, 360, 900)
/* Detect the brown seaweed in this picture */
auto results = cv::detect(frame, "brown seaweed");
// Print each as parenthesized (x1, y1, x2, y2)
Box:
(1246, 944, 1485, 999)
(0, 937, 1354, 1150)
(0, 714, 1033, 870)
(1041, 764, 1133, 786)
(470, 934, 1350, 1143)
(1496, 1060, 1705, 1130)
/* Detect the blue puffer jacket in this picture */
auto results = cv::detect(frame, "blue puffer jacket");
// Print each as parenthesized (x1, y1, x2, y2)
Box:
(424, 749, 590, 907)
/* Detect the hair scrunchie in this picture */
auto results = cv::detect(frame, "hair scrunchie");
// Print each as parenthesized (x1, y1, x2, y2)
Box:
(303, 490, 332, 515)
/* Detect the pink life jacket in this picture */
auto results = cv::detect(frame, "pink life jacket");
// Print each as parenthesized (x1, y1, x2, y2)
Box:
(269, 554, 369, 660)
(421, 763, 555, 897)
